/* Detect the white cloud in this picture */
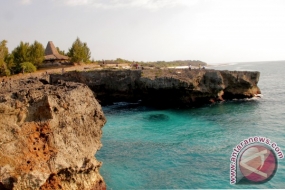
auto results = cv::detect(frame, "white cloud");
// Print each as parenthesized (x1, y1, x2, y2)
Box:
(21, 0, 32, 4)
(60, 0, 199, 10)
(63, 0, 90, 6)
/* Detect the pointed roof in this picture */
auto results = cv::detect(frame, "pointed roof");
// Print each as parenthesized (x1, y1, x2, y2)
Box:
(45, 41, 59, 55)
(44, 41, 69, 60)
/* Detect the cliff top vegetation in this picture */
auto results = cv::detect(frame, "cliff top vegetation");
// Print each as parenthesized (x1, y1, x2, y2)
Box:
(96, 58, 207, 68)
(1, 38, 207, 77)
(0, 37, 90, 77)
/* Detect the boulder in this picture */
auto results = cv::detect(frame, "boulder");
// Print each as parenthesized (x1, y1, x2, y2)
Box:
(0, 79, 106, 190)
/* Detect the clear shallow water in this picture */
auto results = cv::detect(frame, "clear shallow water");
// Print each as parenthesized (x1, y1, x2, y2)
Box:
(97, 61, 285, 189)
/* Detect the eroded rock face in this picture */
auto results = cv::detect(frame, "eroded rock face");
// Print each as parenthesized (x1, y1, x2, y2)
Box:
(50, 69, 261, 108)
(139, 69, 261, 107)
(0, 79, 106, 190)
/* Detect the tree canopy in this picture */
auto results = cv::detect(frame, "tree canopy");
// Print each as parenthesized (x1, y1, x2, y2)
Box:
(0, 40, 11, 76)
(29, 41, 45, 67)
(0, 40, 45, 75)
(0, 40, 8, 63)
(11, 41, 44, 73)
(12, 41, 30, 72)
(67, 37, 91, 63)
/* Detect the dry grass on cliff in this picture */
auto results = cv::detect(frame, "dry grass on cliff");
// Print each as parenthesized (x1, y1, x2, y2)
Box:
(142, 68, 208, 81)
(0, 63, 101, 81)
(0, 62, 211, 83)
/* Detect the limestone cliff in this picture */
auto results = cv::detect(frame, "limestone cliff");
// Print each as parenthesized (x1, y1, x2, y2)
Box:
(0, 79, 106, 190)
(50, 69, 261, 108)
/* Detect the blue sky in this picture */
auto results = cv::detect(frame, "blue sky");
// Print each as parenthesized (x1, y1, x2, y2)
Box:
(1, 0, 285, 64)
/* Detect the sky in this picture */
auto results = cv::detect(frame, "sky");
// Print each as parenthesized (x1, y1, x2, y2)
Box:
(1, 0, 285, 64)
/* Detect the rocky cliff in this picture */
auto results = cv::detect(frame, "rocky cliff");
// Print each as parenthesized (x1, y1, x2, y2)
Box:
(50, 69, 261, 108)
(0, 79, 106, 190)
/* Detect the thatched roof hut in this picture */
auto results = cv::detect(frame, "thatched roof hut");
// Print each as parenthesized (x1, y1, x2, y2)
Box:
(44, 41, 69, 62)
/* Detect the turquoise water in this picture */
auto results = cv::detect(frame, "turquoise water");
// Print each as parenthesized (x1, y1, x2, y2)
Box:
(97, 61, 285, 189)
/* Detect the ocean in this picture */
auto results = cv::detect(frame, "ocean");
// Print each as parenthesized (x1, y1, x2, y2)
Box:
(96, 61, 285, 189)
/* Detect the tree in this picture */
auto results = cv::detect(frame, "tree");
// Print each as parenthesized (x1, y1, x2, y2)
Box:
(56, 47, 66, 55)
(67, 37, 91, 63)
(0, 40, 8, 62)
(12, 41, 30, 73)
(11, 41, 44, 73)
(0, 40, 11, 76)
(29, 41, 45, 67)
(4, 54, 14, 75)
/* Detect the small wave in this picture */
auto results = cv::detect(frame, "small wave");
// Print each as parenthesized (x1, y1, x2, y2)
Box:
(236, 97, 261, 101)
(255, 94, 263, 98)
(239, 94, 263, 101)
(228, 96, 262, 102)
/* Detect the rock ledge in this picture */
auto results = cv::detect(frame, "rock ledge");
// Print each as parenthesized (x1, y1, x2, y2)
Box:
(0, 79, 106, 190)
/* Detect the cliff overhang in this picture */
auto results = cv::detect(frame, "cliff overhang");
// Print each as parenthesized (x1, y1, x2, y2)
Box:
(50, 69, 261, 108)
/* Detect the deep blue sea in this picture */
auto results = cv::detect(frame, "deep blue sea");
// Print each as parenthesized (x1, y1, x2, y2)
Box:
(97, 61, 285, 189)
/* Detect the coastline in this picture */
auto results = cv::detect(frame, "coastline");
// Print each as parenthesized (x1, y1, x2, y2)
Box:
(0, 62, 262, 189)
(97, 61, 285, 189)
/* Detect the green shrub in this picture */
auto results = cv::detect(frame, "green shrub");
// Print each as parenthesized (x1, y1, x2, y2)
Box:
(20, 62, 36, 73)
(4, 69, 10, 76)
